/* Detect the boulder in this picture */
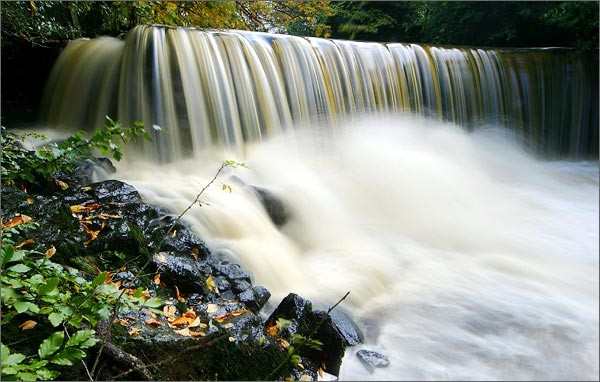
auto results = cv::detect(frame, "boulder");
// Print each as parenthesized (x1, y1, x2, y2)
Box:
(356, 350, 390, 372)
(253, 187, 289, 226)
(266, 293, 348, 376)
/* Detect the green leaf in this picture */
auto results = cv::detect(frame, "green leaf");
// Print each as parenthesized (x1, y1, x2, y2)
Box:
(14, 301, 40, 314)
(37, 277, 59, 295)
(66, 330, 96, 348)
(47, 313, 64, 327)
(91, 272, 107, 288)
(1, 343, 10, 363)
(143, 297, 163, 308)
(50, 348, 86, 366)
(38, 332, 64, 359)
(36, 368, 58, 380)
(4, 353, 26, 366)
(7, 264, 30, 273)
(16, 372, 37, 381)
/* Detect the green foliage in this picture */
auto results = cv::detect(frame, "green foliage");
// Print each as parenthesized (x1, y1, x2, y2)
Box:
(327, 1, 598, 49)
(0, 224, 161, 381)
(1, 116, 148, 187)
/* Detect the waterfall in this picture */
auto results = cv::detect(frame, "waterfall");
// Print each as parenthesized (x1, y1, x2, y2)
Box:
(42, 25, 598, 160)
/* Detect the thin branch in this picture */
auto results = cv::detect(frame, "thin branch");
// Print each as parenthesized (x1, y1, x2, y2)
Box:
(109, 334, 228, 380)
(63, 324, 94, 382)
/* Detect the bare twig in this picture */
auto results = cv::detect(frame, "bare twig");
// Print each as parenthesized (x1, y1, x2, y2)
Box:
(267, 291, 351, 380)
(63, 324, 94, 382)
(109, 334, 228, 380)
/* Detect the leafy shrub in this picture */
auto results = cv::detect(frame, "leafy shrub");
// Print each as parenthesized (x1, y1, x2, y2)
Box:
(1, 116, 148, 187)
(0, 222, 162, 381)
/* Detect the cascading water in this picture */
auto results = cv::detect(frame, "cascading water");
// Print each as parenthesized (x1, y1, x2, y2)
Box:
(43, 25, 598, 159)
(40, 26, 598, 380)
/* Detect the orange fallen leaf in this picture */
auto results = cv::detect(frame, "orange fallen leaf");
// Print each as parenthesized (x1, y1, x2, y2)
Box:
(153, 273, 161, 285)
(98, 212, 122, 220)
(190, 329, 206, 337)
(128, 327, 141, 336)
(70, 203, 101, 214)
(144, 318, 161, 327)
(188, 317, 203, 328)
(183, 310, 196, 319)
(266, 322, 278, 337)
(15, 239, 35, 248)
(18, 320, 37, 330)
(45, 245, 56, 258)
(214, 308, 248, 323)
(2, 214, 32, 228)
(115, 319, 130, 327)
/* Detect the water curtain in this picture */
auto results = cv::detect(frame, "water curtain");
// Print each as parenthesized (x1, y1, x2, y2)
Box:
(43, 25, 598, 160)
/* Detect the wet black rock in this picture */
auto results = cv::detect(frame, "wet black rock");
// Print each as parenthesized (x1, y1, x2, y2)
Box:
(238, 285, 271, 312)
(330, 310, 364, 346)
(253, 187, 289, 226)
(356, 349, 390, 372)
(266, 293, 347, 376)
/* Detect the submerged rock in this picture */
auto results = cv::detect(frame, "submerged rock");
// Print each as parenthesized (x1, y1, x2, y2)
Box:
(253, 186, 289, 226)
(356, 349, 390, 372)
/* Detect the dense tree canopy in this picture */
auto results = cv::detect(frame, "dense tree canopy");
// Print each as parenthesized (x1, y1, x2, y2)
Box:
(1, 1, 597, 49)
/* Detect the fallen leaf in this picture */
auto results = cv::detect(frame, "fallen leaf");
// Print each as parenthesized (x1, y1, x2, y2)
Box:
(205, 275, 218, 294)
(266, 322, 278, 337)
(163, 305, 177, 319)
(188, 317, 203, 328)
(206, 304, 218, 314)
(81, 186, 92, 192)
(2, 214, 32, 228)
(228, 336, 235, 342)
(128, 327, 141, 336)
(183, 310, 197, 319)
(18, 320, 37, 330)
(26, 197, 33, 205)
(115, 319, 130, 327)
(69, 203, 101, 214)
(277, 338, 290, 349)
(174, 327, 191, 337)
(153, 273, 161, 285)
(191, 247, 200, 260)
(144, 318, 161, 327)
(221, 323, 234, 329)
(214, 308, 248, 323)
(55, 179, 69, 190)
(15, 239, 35, 248)
(98, 212, 122, 220)
(171, 230, 177, 238)
(45, 245, 56, 258)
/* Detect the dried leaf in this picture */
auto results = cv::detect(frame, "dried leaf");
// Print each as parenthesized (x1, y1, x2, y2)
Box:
(188, 317, 203, 328)
(128, 327, 141, 337)
(18, 320, 37, 330)
(205, 275, 218, 294)
(153, 273, 161, 285)
(174, 328, 191, 337)
(69, 203, 101, 214)
(171, 230, 177, 238)
(175, 286, 186, 302)
(26, 197, 33, 205)
(55, 179, 69, 190)
(163, 305, 177, 318)
(98, 212, 122, 220)
(206, 304, 218, 314)
(15, 239, 35, 249)
(214, 308, 248, 323)
(277, 338, 290, 349)
(45, 245, 56, 258)
(2, 214, 32, 228)
(144, 318, 161, 327)
(266, 322, 278, 337)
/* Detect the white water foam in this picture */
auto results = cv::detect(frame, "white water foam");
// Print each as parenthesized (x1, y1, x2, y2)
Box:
(114, 114, 599, 380)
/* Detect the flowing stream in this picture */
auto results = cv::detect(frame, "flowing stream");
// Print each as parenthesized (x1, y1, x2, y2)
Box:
(41, 26, 599, 380)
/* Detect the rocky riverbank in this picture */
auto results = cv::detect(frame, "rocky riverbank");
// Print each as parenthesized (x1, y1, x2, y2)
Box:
(1, 158, 361, 380)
